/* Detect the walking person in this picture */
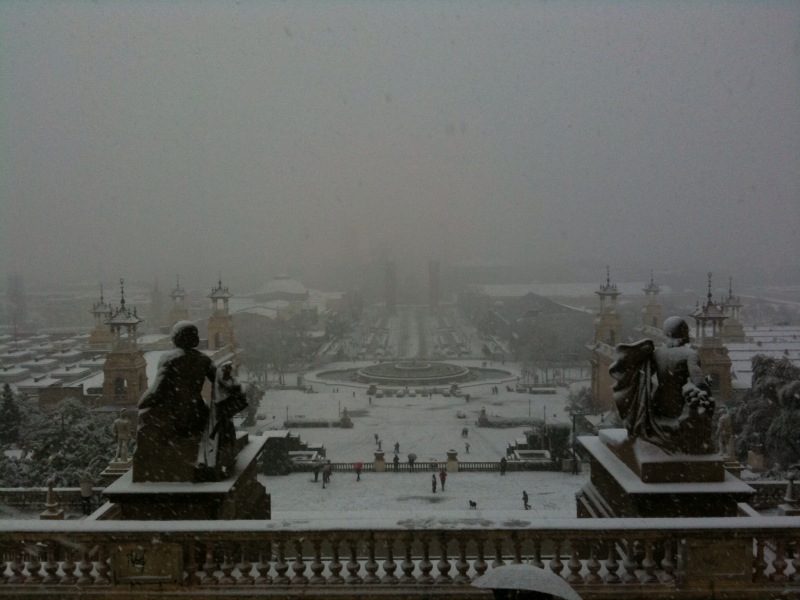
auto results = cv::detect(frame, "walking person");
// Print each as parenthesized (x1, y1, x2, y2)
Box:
(522, 490, 530, 510)
(354, 461, 363, 482)
(322, 461, 332, 489)
(393, 453, 399, 472)
(394, 441, 400, 454)
(439, 468, 447, 491)
(431, 474, 437, 493)
(465, 442, 470, 454)
(499, 456, 507, 475)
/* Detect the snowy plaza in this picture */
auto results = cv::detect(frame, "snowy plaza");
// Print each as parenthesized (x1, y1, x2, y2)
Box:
(253, 364, 590, 520)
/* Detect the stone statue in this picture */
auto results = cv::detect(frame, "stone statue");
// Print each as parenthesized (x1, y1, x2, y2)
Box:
(132, 321, 216, 482)
(111, 409, 132, 462)
(716, 408, 735, 460)
(609, 316, 715, 454)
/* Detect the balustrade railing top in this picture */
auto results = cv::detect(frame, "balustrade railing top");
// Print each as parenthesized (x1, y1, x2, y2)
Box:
(1, 516, 799, 599)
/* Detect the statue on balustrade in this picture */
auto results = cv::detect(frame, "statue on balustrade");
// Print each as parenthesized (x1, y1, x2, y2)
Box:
(609, 316, 715, 454)
(197, 361, 248, 481)
(132, 321, 216, 482)
(111, 409, 132, 462)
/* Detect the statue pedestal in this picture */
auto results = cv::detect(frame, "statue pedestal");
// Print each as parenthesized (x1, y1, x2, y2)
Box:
(374, 451, 386, 472)
(101, 434, 270, 520)
(446, 449, 459, 473)
(99, 458, 132, 487)
(577, 430, 753, 518)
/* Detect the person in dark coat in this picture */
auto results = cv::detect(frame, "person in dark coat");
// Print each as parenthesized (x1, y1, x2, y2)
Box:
(522, 490, 530, 510)
(431, 474, 437, 493)
(439, 468, 447, 491)
(393, 454, 399, 472)
(499, 456, 507, 475)
(322, 461, 332, 488)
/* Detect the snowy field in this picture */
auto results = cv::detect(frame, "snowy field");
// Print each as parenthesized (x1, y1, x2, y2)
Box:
(252, 364, 590, 521)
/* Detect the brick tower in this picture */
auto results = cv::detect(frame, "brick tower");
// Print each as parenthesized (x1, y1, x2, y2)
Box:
(588, 267, 623, 411)
(102, 279, 148, 406)
(691, 272, 733, 400)
(642, 272, 662, 331)
(168, 276, 190, 328)
(207, 277, 235, 351)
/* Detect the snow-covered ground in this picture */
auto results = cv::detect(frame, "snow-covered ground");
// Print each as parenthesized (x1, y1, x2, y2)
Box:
(252, 368, 590, 520)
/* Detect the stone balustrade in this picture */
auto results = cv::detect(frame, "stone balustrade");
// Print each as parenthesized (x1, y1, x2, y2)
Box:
(0, 516, 799, 598)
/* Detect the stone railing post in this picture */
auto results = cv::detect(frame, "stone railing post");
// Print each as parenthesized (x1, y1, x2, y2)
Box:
(327, 536, 344, 584)
(381, 536, 398, 584)
(446, 449, 459, 473)
(374, 451, 386, 472)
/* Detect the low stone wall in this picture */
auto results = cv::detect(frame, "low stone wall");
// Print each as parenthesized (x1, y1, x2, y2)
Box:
(0, 487, 103, 513)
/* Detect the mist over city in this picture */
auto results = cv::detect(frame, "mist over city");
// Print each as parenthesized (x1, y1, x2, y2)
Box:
(4, 4, 800, 596)
(1, 1, 798, 296)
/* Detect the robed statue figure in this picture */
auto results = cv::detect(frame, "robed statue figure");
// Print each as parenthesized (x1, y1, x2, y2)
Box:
(609, 316, 715, 454)
(132, 321, 216, 482)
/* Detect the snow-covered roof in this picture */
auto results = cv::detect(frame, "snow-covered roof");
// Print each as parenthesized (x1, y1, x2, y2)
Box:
(258, 275, 308, 298)
(726, 326, 800, 389)
(469, 282, 673, 299)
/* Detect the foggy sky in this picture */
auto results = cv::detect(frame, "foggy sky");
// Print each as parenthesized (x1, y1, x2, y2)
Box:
(1, 1, 798, 292)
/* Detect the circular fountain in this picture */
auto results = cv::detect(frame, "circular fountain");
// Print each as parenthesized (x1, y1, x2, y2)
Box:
(315, 360, 512, 388)
(355, 360, 471, 386)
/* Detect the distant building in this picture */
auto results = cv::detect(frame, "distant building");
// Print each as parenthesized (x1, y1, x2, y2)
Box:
(428, 259, 441, 309)
(385, 260, 397, 315)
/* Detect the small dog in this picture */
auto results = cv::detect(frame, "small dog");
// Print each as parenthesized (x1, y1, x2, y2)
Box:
(469, 500, 477, 509)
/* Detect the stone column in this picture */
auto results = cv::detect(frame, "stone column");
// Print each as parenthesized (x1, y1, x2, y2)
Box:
(747, 447, 764, 473)
(374, 451, 386, 472)
(40, 478, 64, 520)
(446, 449, 459, 473)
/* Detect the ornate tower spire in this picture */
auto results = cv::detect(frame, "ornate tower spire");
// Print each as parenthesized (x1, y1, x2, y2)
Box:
(593, 266, 622, 346)
(102, 278, 148, 406)
(689, 272, 733, 398)
(207, 276, 235, 351)
(641, 270, 662, 329)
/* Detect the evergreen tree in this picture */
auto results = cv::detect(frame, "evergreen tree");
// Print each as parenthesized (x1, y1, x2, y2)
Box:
(0, 396, 115, 487)
(734, 355, 800, 471)
(565, 386, 604, 416)
(0, 383, 21, 445)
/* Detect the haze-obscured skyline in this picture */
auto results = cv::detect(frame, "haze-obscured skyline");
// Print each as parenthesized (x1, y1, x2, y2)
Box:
(1, 1, 798, 293)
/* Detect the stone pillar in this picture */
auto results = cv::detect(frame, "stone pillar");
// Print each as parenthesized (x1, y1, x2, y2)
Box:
(446, 449, 459, 473)
(374, 451, 386, 473)
(747, 448, 764, 473)
(778, 478, 800, 516)
(40, 478, 64, 520)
